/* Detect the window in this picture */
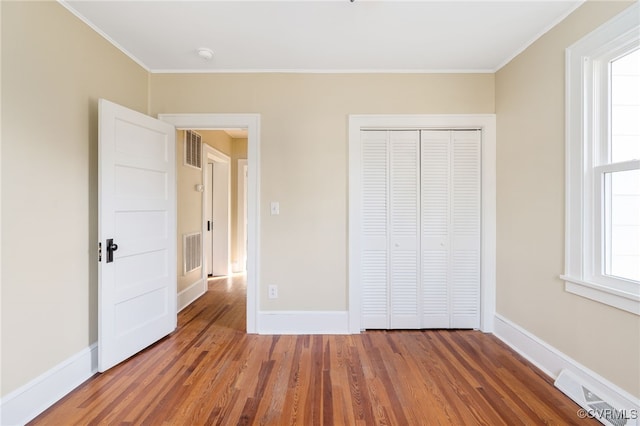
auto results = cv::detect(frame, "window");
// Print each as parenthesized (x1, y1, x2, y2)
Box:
(563, 3, 640, 315)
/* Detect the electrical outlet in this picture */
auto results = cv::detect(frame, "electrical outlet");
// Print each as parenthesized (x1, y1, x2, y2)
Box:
(268, 285, 278, 299)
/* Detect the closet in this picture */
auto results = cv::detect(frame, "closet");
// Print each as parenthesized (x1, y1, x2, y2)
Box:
(360, 129, 481, 330)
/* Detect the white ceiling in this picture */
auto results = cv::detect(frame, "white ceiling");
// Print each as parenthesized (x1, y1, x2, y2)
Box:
(61, 0, 584, 73)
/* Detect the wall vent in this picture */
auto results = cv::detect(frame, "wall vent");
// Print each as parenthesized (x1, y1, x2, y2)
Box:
(183, 232, 202, 275)
(555, 369, 639, 426)
(184, 130, 202, 169)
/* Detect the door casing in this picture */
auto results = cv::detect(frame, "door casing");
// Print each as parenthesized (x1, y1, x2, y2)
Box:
(159, 113, 260, 334)
(348, 114, 496, 334)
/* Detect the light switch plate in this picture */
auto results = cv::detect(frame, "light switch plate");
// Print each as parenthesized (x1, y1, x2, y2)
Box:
(270, 201, 280, 215)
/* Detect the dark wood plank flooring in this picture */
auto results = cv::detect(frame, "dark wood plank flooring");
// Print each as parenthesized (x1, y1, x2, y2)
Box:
(30, 274, 592, 425)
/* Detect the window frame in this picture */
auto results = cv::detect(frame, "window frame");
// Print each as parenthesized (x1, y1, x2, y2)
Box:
(562, 3, 640, 315)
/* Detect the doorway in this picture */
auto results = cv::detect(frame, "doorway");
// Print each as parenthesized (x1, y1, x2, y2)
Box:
(159, 113, 260, 333)
(348, 114, 496, 334)
(203, 145, 231, 277)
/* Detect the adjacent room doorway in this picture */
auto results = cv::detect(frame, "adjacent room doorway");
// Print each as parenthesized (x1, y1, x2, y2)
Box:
(203, 144, 231, 277)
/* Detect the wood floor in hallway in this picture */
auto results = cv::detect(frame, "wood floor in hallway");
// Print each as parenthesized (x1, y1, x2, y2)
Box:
(30, 274, 592, 425)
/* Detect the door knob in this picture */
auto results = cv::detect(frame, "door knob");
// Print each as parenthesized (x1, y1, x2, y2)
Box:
(106, 238, 118, 263)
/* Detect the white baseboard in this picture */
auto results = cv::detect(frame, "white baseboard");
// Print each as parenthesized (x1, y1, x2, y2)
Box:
(177, 278, 207, 312)
(0, 343, 98, 426)
(258, 311, 349, 334)
(493, 313, 640, 412)
(0, 279, 207, 426)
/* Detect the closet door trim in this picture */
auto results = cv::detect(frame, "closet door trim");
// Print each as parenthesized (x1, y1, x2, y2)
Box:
(348, 114, 496, 334)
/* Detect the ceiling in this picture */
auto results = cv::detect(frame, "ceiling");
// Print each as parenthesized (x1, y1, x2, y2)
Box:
(224, 129, 249, 139)
(60, 0, 584, 74)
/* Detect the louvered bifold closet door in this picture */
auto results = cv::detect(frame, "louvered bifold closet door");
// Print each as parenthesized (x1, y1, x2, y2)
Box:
(421, 130, 480, 329)
(450, 130, 481, 328)
(360, 129, 479, 330)
(421, 131, 452, 328)
(389, 131, 421, 329)
(360, 131, 390, 329)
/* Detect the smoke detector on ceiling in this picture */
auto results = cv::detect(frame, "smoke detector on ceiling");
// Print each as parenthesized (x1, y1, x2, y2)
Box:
(196, 48, 214, 61)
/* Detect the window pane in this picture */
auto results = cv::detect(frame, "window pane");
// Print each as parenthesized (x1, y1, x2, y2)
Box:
(605, 168, 640, 282)
(611, 49, 640, 163)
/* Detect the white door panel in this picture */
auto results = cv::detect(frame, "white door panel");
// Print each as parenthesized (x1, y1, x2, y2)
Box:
(421, 250, 450, 328)
(389, 131, 420, 329)
(421, 130, 452, 328)
(450, 130, 481, 329)
(206, 162, 214, 275)
(360, 131, 389, 328)
(361, 250, 388, 328)
(212, 161, 230, 276)
(99, 99, 176, 372)
(451, 250, 480, 328)
(422, 130, 480, 329)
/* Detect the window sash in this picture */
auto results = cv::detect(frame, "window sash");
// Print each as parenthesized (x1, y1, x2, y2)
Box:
(592, 160, 640, 291)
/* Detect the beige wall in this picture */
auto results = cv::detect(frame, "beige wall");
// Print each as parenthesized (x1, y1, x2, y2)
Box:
(495, 1, 639, 398)
(201, 130, 233, 156)
(1, 1, 149, 396)
(176, 130, 205, 292)
(149, 73, 495, 310)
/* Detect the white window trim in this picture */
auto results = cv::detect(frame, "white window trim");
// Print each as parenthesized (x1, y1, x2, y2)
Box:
(562, 2, 640, 315)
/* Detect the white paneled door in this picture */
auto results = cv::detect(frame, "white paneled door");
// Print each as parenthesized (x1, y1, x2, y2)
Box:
(211, 160, 230, 276)
(98, 99, 177, 372)
(360, 129, 481, 329)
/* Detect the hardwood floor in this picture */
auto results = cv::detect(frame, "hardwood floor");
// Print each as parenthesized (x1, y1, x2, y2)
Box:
(30, 274, 593, 425)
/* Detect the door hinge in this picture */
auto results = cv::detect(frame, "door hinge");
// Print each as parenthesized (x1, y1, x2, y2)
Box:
(98, 242, 102, 262)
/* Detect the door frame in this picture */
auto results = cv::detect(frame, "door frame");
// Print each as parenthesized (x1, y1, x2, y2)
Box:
(203, 144, 231, 277)
(348, 114, 496, 333)
(159, 113, 260, 334)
